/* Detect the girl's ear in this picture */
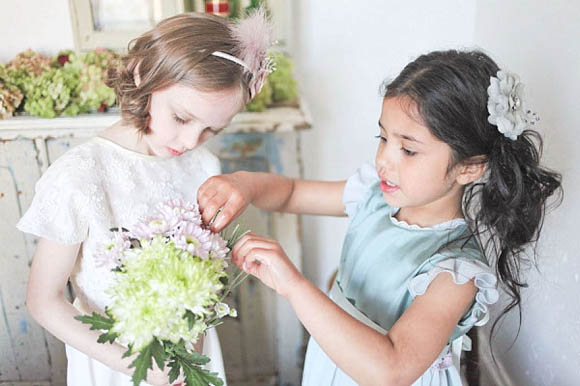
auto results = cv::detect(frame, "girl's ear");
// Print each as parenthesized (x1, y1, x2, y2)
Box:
(455, 156, 487, 185)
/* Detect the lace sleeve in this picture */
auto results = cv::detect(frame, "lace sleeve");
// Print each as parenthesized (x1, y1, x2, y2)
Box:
(16, 158, 89, 245)
(343, 162, 378, 220)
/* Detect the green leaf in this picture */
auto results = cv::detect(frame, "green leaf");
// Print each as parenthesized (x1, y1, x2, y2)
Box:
(74, 312, 115, 331)
(122, 344, 134, 359)
(150, 339, 166, 370)
(172, 343, 210, 366)
(167, 359, 181, 384)
(178, 356, 224, 386)
(96, 330, 119, 344)
(181, 351, 211, 366)
(185, 310, 196, 330)
(129, 343, 155, 386)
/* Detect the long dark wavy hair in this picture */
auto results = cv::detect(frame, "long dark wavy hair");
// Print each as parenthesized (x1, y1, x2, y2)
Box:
(381, 49, 562, 353)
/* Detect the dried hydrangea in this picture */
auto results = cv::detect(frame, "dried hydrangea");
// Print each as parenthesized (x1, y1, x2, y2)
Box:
(0, 80, 23, 119)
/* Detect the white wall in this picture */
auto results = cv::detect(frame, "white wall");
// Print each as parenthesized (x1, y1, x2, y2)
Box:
(473, 1, 580, 385)
(0, 0, 74, 62)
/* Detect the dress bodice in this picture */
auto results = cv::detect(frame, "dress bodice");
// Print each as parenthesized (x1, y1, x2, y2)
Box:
(17, 136, 221, 312)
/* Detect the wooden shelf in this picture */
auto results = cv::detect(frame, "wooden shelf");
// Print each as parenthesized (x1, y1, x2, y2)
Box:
(0, 103, 312, 140)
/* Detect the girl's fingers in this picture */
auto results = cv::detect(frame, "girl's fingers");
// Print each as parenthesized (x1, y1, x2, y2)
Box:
(239, 248, 271, 277)
(197, 178, 219, 205)
(232, 233, 275, 261)
(199, 191, 228, 225)
(211, 192, 246, 232)
(233, 236, 280, 275)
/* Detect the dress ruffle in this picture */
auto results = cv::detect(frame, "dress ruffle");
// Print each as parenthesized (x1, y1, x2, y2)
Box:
(343, 162, 378, 220)
(408, 258, 499, 327)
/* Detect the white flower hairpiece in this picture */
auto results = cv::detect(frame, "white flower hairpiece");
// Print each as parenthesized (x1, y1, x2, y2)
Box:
(211, 8, 275, 100)
(487, 70, 539, 140)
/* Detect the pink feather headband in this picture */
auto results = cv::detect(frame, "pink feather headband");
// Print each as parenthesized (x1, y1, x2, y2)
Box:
(211, 8, 275, 99)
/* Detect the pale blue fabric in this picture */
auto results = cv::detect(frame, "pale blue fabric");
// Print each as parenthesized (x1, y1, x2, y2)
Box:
(302, 163, 498, 386)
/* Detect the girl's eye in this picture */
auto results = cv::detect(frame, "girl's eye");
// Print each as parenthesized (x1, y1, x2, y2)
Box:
(204, 127, 220, 135)
(374, 134, 387, 142)
(402, 148, 416, 156)
(173, 114, 187, 125)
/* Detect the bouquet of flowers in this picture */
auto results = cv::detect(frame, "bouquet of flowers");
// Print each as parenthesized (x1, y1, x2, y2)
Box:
(76, 199, 248, 386)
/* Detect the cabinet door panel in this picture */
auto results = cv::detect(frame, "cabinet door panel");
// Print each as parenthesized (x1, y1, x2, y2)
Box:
(0, 139, 66, 385)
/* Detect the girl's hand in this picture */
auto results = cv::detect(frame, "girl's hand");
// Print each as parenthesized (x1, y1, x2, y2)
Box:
(197, 172, 254, 232)
(232, 233, 304, 297)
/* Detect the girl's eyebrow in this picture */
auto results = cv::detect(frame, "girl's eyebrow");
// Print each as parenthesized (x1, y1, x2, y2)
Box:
(378, 120, 423, 144)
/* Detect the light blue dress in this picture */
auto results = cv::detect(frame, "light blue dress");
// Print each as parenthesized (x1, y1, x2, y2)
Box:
(302, 163, 499, 386)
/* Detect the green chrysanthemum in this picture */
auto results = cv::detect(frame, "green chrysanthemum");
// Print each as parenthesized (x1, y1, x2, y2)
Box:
(107, 235, 226, 351)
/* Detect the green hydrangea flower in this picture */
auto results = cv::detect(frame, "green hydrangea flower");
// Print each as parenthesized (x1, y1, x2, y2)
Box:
(268, 53, 298, 103)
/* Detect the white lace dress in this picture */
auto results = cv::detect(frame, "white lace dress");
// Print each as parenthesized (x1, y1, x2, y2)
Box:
(17, 136, 227, 386)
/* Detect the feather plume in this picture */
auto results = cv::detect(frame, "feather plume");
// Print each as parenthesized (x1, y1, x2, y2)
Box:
(231, 8, 273, 75)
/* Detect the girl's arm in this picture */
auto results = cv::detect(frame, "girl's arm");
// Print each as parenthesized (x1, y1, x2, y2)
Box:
(26, 238, 179, 385)
(197, 171, 346, 231)
(232, 234, 477, 386)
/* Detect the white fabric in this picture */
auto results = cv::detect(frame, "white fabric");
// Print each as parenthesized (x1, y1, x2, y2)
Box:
(343, 162, 378, 220)
(66, 328, 225, 386)
(17, 136, 226, 385)
(212, 51, 250, 71)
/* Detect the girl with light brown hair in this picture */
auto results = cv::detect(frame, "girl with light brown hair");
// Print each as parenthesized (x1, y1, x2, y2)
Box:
(18, 10, 272, 386)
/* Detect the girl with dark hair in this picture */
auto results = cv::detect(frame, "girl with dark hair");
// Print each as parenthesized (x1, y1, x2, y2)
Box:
(198, 49, 562, 385)
(17, 10, 273, 386)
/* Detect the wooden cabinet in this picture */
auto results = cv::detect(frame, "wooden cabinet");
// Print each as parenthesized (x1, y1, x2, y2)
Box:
(0, 106, 310, 386)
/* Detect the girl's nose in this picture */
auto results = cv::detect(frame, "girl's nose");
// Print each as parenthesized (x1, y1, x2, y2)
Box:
(377, 142, 395, 167)
(181, 128, 202, 151)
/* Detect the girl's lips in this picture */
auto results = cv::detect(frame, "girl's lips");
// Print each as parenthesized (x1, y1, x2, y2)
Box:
(380, 180, 400, 194)
(167, 147, 183, 156)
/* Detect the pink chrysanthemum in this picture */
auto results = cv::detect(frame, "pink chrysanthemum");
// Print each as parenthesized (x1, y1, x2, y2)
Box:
(95, 231, 131, 268)
(209, 233, 229, 261)
(131, 199, 204, 240)
(157, 199, 202, 227)
(172, 221, 212, 259)
(131, 217, 172, 239)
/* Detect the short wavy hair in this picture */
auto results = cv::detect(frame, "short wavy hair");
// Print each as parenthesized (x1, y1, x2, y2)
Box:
(106, 12, 251, 134)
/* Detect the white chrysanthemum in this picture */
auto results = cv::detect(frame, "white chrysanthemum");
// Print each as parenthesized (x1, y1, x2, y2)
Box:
(106, 235, 226, 351)
(487, 70, 537, 141)
(214, 302, 231, 318)
(172, 221, 212, 259)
